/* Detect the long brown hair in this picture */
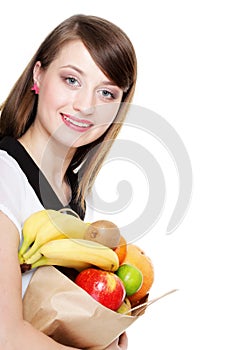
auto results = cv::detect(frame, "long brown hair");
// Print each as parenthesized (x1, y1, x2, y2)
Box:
(0, 14, 137, 211)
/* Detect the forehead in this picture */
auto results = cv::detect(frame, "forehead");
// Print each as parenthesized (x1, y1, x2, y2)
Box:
(57, 40, 90, 61)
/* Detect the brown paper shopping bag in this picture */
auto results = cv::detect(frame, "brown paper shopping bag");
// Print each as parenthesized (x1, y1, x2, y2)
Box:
(23, 266, 176, 350)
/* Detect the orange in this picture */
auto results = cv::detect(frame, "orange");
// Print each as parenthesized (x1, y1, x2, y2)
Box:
(114, 235, 127, 265)
(122, 244, 154, 306)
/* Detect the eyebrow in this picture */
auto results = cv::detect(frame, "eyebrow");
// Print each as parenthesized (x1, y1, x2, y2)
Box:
(60, 64, 84, 75)
(60, 64, 120, 88)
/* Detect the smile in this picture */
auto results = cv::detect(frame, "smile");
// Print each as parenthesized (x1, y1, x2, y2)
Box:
(61, 114, 93, 131)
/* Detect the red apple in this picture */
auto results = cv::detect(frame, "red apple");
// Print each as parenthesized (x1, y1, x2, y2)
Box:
(75, 268, 126, 311)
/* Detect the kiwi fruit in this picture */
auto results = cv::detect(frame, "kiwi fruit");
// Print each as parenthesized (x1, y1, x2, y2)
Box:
(84, 220, 121, 248)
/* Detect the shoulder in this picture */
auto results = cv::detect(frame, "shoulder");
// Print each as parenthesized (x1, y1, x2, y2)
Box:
(0, 150, 44, 235)
(0, 150, 34, 189)
(0, 150, 24, 173)
(0, 150, 33, 194)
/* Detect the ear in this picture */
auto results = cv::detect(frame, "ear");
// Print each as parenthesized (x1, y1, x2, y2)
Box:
(33, 61, 43, 88)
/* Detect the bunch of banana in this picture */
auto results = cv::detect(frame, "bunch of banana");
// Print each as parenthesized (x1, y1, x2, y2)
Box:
(19, 209, 119, 273)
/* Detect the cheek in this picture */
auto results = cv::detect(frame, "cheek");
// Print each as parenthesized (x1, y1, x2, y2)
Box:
(39, 75, 68, 110)
(95, 102, 121, 125)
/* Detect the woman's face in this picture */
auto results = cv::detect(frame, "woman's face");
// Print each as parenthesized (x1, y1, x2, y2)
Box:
(33, 40, 124, 148)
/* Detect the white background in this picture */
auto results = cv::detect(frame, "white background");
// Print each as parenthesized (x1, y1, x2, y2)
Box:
(1, 0, 233, 349)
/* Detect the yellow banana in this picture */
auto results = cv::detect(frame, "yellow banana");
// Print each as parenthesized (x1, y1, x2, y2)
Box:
(22, 211, 91, 261)
(18, 209, 59, 263)
(25, 238, 120, 272)
(30, 256, 92, 271)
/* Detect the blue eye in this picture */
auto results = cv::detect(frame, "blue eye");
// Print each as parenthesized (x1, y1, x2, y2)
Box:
(100, 89, 115, 99)
(66, 77, 79, 87)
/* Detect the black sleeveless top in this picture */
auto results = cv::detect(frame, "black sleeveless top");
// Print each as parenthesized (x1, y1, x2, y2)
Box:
(0, 136, 85, 220)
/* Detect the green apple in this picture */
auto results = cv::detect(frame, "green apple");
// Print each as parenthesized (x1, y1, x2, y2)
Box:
(115, 263, 143, 296)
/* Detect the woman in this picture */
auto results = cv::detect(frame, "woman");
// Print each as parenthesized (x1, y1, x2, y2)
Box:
(0, 14, 137, 349)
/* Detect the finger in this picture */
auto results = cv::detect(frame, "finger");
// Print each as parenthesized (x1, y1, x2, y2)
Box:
(118, 332, 128, 349)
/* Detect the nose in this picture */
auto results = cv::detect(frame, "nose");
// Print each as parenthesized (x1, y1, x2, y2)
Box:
(72, 88, 95, 116)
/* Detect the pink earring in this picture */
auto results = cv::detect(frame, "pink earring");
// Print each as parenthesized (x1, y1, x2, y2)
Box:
(31, 82, 39, 94)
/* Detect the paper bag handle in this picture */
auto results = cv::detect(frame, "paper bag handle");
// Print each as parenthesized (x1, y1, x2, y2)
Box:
(128, 289, 178, 316)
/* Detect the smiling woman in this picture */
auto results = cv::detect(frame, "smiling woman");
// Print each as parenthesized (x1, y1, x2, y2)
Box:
(0, 14, 137, 350)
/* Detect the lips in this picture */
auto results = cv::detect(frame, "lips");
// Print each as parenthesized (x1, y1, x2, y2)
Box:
(61, 113, 93, 132)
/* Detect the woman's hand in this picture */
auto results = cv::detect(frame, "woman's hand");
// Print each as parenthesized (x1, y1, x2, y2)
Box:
(104, 332, 128, 350)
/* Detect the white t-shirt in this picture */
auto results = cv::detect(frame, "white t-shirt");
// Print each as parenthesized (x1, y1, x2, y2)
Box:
(0, 150, 44, 296)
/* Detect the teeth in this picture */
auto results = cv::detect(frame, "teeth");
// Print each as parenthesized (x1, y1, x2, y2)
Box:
(64, 116, 90, 128)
